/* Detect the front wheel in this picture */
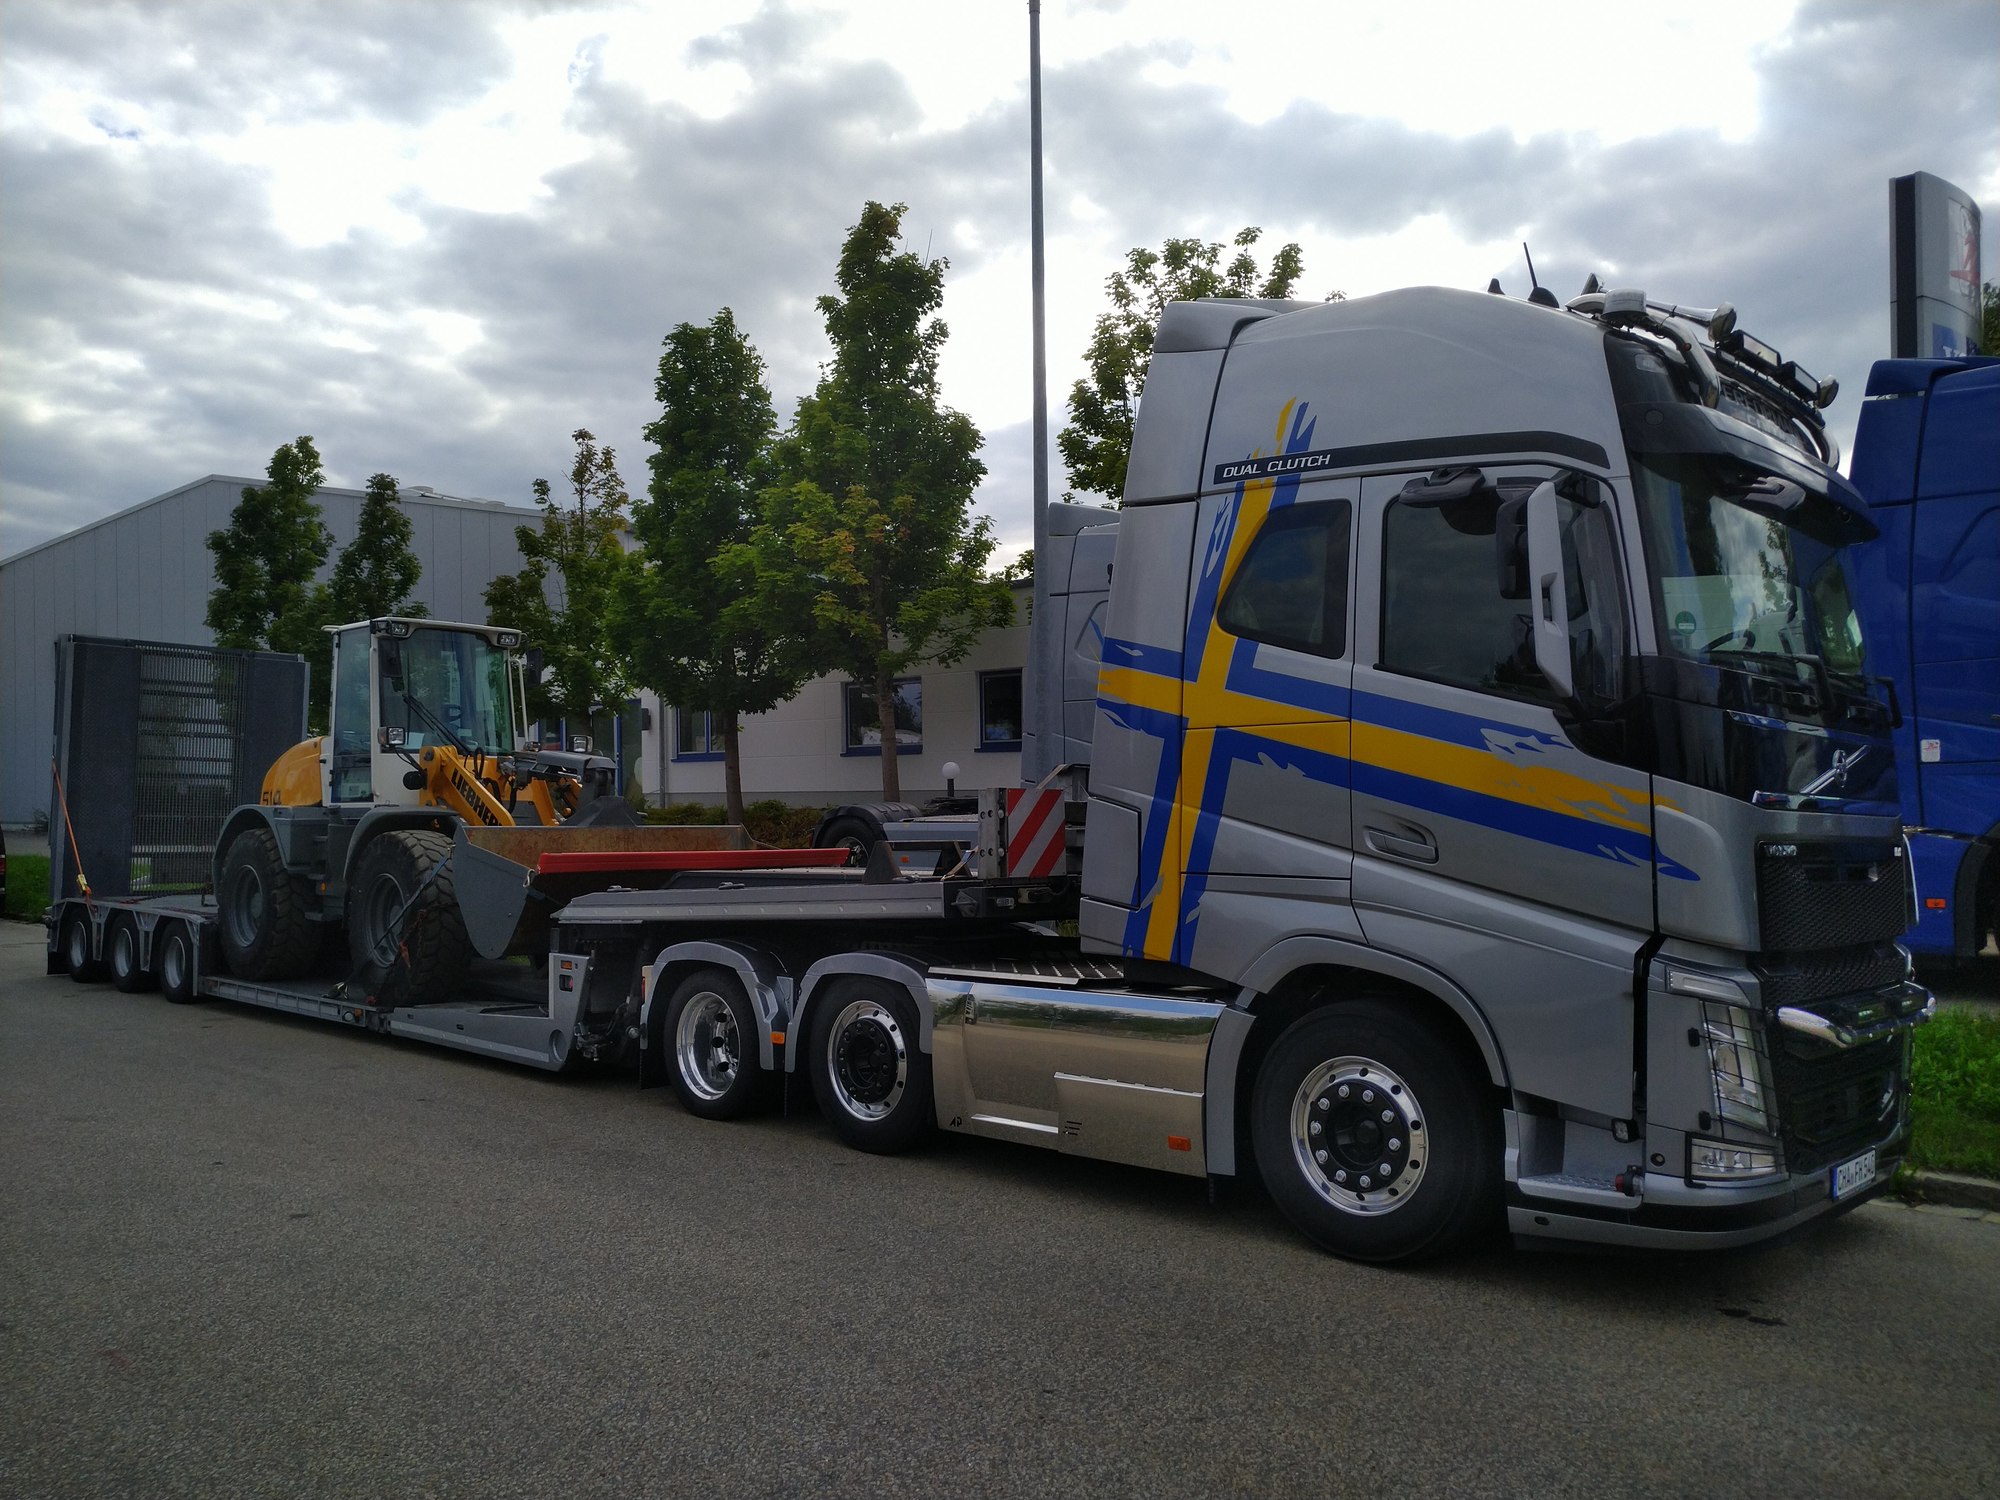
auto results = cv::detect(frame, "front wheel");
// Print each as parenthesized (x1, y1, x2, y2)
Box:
(1250, 999, 1499, 1264)
(807, 978, 934, 1154)
(666, 967, 775, 1120)
(345, 829, 473, 1007)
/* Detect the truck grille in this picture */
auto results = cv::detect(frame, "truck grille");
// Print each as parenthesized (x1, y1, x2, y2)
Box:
(1769, 1030, 1902, 1174)
(1755, 944, 1907, 1007)
(1757, 842, 1906, 952)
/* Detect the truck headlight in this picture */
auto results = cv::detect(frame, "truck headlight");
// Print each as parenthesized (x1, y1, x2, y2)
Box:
(1689, 1138, 1782, 1182)
(1701, 1001, 1774, 1134)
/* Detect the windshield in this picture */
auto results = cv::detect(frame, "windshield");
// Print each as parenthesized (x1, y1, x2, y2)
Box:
(1632, 455, 1866, 677)
(380, 628, 515, 753)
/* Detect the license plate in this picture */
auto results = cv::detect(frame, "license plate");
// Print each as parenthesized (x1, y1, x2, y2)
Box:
(1830, 1148, 1877, 1200)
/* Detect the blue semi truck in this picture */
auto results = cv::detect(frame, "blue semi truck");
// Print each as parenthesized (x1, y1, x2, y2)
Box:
(1850, 354, 2000, 959)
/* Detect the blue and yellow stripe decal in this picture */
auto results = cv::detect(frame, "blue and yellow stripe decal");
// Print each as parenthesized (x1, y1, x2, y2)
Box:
(1095, 399, 1691, 964)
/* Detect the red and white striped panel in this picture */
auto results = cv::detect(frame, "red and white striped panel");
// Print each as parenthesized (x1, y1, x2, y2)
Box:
(1004, 789, 1067, 877)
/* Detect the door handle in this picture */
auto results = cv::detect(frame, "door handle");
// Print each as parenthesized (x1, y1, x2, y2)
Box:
(1364, 821, 1438, 864)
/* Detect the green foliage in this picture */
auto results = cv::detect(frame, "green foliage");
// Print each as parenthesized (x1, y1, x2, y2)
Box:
(289, 471, 431, 731)
(485, 429, 634, 725)
(207, 436, 332, 650)
(1982, 280, 1999, 357)
(611, 308, 803, 824)
(643, 799, 825, 847)
(4, 853, 51, 922)
(326, 473, 428, 625)
(1058, 229, 1336, 503)
(750, 200, 1014, 800)
(1908, 1006, 2000, 1177)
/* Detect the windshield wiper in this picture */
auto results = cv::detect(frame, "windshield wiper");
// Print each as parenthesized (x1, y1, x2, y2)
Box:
(1705, 646, 1831, 715)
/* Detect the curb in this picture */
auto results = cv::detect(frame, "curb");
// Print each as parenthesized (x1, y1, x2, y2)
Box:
(1899, 1168, 2000, 1214)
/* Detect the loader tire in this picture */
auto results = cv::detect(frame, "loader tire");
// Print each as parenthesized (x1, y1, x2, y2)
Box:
(346, 829, 473, 1007)
(217, 827, 318, 981)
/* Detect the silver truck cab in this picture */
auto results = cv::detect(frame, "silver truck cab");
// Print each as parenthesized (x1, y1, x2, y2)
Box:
(1079, 286, 1926, 1252)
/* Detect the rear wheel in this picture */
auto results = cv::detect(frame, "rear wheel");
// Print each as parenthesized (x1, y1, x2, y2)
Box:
(1250, 999, 1498, 1264)
(217, 826, 317, 980)
(60, 909, 103, 983)
(108, 917, 154, 993)
(808, 977, 934, 1154)
(157, 922, 199, 1004)
(345, 829, 473, 1006)
(666, 967, 775, 1120)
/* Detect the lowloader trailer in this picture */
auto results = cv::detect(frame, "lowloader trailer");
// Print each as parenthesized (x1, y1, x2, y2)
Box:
(53, 280, 1935, 1263)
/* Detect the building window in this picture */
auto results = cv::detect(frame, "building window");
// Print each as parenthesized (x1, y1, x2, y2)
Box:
(843, 678, 922, 755)
(978, 669, 1023, 751)
(674, 708, 723, 761)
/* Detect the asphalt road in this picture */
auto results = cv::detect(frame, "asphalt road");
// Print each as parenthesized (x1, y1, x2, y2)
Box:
(3, 918, 1997, 1500)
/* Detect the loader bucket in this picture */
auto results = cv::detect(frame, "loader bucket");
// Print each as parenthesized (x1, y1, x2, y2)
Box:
(452, 823, 750, 959)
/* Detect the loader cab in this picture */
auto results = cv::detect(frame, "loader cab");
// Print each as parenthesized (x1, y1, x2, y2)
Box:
(327, 618, 525, 807)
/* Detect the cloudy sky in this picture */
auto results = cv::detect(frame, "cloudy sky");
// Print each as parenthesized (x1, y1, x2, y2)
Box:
(2, 0, 1995, 563)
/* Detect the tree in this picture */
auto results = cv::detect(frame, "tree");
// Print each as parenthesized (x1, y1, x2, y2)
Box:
(207, 436, 332, 650)
(325, 472, 428, 625)
(1982, 279, 1999, 356)
(611, 308, 808, 825)
(485, 429, 633, 730)
(1058, 228, 1336, 503)
(749, 200, 1013, 801)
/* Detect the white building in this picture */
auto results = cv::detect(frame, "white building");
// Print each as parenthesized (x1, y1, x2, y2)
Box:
(638, 583, 1030, 808)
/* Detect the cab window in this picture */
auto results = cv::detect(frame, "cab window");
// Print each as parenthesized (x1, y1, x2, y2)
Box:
(1217, 500, 1352, 658)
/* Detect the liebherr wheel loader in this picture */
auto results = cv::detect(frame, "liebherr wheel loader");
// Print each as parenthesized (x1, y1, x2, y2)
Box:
(213, 617, 722, 1004)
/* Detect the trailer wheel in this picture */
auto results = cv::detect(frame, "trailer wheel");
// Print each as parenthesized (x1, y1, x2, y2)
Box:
(346, 829, 473, 1007)
(816, 815, 879, 868)
(808, 977, 934, 1154)
(157, 922, 199, 1004)
(61, 909, 103, 983)
(1250, 999, 1498, 1264)
(666, 967, 775, 1120)
(108, 917, 154, 993)
(217, 826, 318, 981)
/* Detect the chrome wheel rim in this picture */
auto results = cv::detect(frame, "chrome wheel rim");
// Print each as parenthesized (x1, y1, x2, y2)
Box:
(66, 918, 91, 969)
(1291, 1055, 1425, 1217)
(826, 999, 906, 1121)
(113, 925, 136, 978)
(675, 989, 741, 1101)
(359, 872, 406, 966)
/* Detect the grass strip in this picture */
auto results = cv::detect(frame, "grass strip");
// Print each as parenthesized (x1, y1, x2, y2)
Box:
(4, 853, 51, 923)
(1907, 1005, 2000, 1178)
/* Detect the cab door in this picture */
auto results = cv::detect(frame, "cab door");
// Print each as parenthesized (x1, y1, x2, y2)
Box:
(1348, 464, 1652, 1119)
(1173, 473, 1358, 972)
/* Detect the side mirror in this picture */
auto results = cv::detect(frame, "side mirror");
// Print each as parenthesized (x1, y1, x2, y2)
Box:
(1494, 493, 1530, 599)
(1524, 479, 1574, 699)
(378, 637, 403, 687)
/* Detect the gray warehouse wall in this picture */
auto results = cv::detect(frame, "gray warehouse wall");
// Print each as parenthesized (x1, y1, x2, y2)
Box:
(0, 475, 541, 826)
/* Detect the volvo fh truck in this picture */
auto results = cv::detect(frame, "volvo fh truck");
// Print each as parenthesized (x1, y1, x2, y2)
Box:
(54, 280, 1929, 1263)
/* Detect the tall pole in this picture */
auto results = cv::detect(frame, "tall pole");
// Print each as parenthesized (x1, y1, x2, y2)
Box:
(1025, 0, 1056, 781)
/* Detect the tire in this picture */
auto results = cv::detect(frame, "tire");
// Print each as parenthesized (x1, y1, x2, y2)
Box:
(807, 977, 935, 1153)
(665, 967, 776, 1120)
(345, 829, 473, 1006)
(157, 922, 200, 1004)
(217, 826, 318, 981)
(816, 815, 880, 869)
(1250, 999, 1499, 1264)
(107, 917, 154, 993)
(60, 908, 104, 983)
